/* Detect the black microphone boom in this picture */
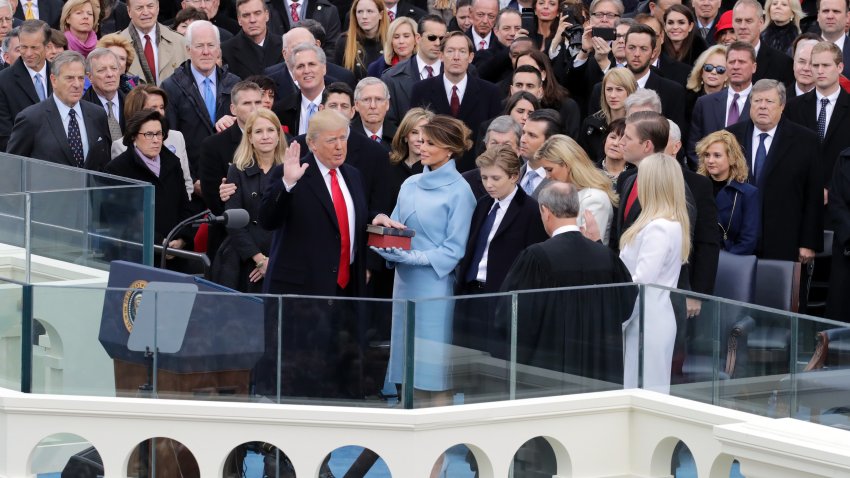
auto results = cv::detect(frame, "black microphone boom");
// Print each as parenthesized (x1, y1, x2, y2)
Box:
(159, 209, 249, 268)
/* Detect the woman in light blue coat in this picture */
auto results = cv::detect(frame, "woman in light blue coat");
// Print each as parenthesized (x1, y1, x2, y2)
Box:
(372, 115, 476, 403)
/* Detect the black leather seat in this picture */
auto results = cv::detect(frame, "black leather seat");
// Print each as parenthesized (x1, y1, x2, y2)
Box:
(682, 251, 758, 380)
(747, 259, 801, 375)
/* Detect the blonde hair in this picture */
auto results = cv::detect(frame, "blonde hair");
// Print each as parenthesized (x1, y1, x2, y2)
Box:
(306, 109, 351, 143)
(763, 0, 804, 31)
(97, 33, 135, 71)
(686, 45, 727, 93)
(390, 107, 434, 164)
(383, 16, 417, 64)
(600, 68, 637, 124)
(61, 0, 100, 33)
(695, 130, 749, 183)
(232, 109, 287, 171)
(619, 153, 691, 262)
(534, 134, 620, 207)
(343, 0, 389, 71)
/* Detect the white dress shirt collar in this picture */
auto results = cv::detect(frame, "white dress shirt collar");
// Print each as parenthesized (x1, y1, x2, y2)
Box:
(443, 73, 468, 103)
(635, 70, 650, 88)
(470, 29, 491, 50)
(552, 224, 580, 236)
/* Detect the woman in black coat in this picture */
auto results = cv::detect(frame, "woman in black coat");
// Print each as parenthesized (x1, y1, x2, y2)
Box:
(105, 110, 194, 269)
(213, 108, 286, 293)
(334, 0, 388, 80)
(454, 145, 548, 356)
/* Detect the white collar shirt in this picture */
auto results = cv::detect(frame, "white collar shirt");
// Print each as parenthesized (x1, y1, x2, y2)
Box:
(475, 186, 518, 281)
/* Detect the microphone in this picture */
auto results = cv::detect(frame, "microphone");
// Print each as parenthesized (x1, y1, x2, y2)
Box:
(160, 209, 251, 268)
(198, 209, 250, 229)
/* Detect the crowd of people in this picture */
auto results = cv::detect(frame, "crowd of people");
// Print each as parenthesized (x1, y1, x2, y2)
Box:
(0, 0, 848, 399)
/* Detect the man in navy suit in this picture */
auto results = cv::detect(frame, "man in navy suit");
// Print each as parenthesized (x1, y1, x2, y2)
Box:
(409, 30, 502, 171)
(8, 50, 111, 170)
(257, 109, 397, 398)
(726, 79, 823, 263)
(816, 0, 850, 78)
(687, 41, 755, 167)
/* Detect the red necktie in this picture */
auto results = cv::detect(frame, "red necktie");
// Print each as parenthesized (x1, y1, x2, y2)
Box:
(143, 34, 156, 84)
(388, 10, 395, 20)
(450, 85, 460, 117)
(479, 40, 486, 51)
(623, 180, 638, 220)
(290, 2, 300, 22)
(424, 65, 434, 78)
(329, 170, 350, 289)
(370, 134, 379, 142)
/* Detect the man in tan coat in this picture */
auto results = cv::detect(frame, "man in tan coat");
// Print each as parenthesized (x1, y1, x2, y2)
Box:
(119, 0, 187, 85)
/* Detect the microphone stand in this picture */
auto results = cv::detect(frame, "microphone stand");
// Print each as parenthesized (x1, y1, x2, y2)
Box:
(161, 209, 210, 269)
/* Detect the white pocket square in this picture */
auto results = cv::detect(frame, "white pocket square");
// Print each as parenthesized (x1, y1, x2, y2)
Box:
(97, 137, 103, 142)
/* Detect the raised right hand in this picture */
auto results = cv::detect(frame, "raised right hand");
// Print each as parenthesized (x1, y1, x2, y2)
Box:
(282, 140, 307, 185)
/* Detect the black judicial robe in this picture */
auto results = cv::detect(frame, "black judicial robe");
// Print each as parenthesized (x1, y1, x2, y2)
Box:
(499, 230, 636, 385)
(828, 151, 850, 321)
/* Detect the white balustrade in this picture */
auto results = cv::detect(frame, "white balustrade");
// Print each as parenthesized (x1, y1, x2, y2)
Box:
(1, 387, 848, 477)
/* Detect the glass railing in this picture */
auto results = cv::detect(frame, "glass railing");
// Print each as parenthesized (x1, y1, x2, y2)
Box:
(0, 154, 155, 279)
(9, 279, 850, 427)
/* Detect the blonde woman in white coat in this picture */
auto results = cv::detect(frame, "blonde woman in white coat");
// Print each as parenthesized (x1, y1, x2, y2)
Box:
(536, 134, 618, 245)
(619, 153, 691, 394)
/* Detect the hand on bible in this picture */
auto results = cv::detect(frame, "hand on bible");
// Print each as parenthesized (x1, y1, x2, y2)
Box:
(372, 213, 406, 229)
(370, 247, 429, 266)
(282, 141, 307, 185)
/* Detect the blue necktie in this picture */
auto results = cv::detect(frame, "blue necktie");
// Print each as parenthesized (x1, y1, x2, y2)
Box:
(203, 77, 215, 124)
(306, 102, 317, 122)
(521, 170, 538, 195)
(465, 202, 500, 283)
(754, 132, 768, 183)
(33, 74, 45, 101)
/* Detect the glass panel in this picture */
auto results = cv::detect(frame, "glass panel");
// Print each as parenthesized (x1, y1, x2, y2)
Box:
(0, 281, 23, 391)
(0, 192, 26, 254)
(420, 293, 512, 406)
(508, 284, 640, 400)
(30, 433, 102, 477)
(29, 285, 115, 396)
(0, 153, 154, 274)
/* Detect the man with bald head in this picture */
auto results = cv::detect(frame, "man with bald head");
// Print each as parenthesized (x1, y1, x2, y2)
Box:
(467, 0, 502, 64)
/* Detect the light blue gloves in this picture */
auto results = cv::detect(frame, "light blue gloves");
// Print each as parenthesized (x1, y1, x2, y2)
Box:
(370, 246, 430, 266)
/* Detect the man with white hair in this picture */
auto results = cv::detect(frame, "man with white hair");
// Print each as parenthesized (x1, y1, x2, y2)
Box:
(0, 0, 15, 69)
(82, 48, 125, 141)
(119, 0, 188, 85)
(665, 118, 682, 157)
(624, 88, 663, 115)
(352, 77, 392, 147)
(162, 20, 240, 190)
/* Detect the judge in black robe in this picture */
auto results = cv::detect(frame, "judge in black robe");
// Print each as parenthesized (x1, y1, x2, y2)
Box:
(828, 150, 850, 321)
(498, 182, 636, 387)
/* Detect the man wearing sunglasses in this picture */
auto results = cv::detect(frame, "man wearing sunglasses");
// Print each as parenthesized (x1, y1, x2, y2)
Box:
(382, 14, 446, 138)
(687, 41, 755, 167)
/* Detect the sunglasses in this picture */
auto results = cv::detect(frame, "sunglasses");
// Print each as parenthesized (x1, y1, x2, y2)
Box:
(703, 64, 727, 74)
(425, 34, 444, 42)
